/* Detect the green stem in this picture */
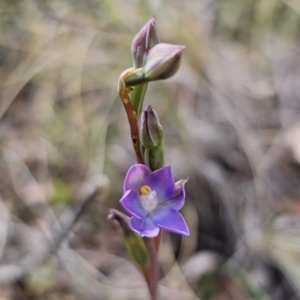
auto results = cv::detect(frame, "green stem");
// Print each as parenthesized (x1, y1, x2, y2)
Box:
(131, 83, 148, 117)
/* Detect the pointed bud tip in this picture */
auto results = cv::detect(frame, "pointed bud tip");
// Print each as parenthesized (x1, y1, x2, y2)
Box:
(141, 106, 163, 149)
(144, 43, 185, 81)
(148, 16, 156, 26)
(108, 208, 129, 227)
(131, 17, 159, 68)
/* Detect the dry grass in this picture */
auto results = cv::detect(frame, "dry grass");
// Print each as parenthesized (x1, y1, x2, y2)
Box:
(0, 0, 300, 299)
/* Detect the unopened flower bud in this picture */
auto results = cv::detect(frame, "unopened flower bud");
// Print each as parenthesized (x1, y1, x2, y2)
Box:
(141, 106, 163, 148)
(108, 209, 149, 267)
(144, 146, 164, 171)
(131, 17, 159, 68)
(108, 208, 130, 233)
(144, 43, 185, 81)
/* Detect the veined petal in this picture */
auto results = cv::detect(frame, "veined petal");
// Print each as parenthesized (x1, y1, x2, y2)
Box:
(129, 216, 160, 237)
(152, 206, 189, 235)
(120, 190, 145, 218)
(145, 166, 174, 200)
(166, 179, 187, 210)
(124, 164, 151, 193)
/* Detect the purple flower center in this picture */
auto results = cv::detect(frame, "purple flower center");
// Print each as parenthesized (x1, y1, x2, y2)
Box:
(139, 185, 158, 212)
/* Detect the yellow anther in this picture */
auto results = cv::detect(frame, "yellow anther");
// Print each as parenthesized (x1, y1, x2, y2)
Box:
(140, 185, 151, 195)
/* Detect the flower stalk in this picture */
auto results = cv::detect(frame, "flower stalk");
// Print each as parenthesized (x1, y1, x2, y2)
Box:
(112, 17, 188, 300)
(118, 70, 144, 164)
(142, 237, 159, 300)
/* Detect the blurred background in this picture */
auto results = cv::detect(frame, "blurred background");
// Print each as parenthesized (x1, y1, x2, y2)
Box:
(0, 0, 300, 299)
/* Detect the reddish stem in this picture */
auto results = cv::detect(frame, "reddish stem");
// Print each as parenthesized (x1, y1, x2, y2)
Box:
(154, 230, 162, 252)
(119, 90, 144, 164)
(142, 237, 159, 300)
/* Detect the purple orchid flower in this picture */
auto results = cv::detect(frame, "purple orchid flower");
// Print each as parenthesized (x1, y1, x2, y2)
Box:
(120, 164, 189, 237)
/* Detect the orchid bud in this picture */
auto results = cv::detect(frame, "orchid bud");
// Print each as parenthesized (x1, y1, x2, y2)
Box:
(108, 209, 149, 267)
(131, 17, 159, 68)
(141, 106, 163, 148)
(144, 43, 185, 81)
(130, 18, 159, 116)
(144, 146, 164, 171)
(141, 106, 164, 170)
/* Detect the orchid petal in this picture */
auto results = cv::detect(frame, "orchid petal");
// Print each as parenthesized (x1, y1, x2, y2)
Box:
(145, 166, 174, 200)
(129, 216, 159, 237)
(124, 164, 151, 193)
(152, 206, 189, 235)
(165, 179, 187, 210)
(120, 190, 145, 218)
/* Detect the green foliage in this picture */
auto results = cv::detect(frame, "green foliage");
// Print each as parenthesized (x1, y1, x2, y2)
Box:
(125, 235, 150, 268)
(49, 180, 72, 205)
(196, 272, 219, 300)
(25, 262, 56, 297)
